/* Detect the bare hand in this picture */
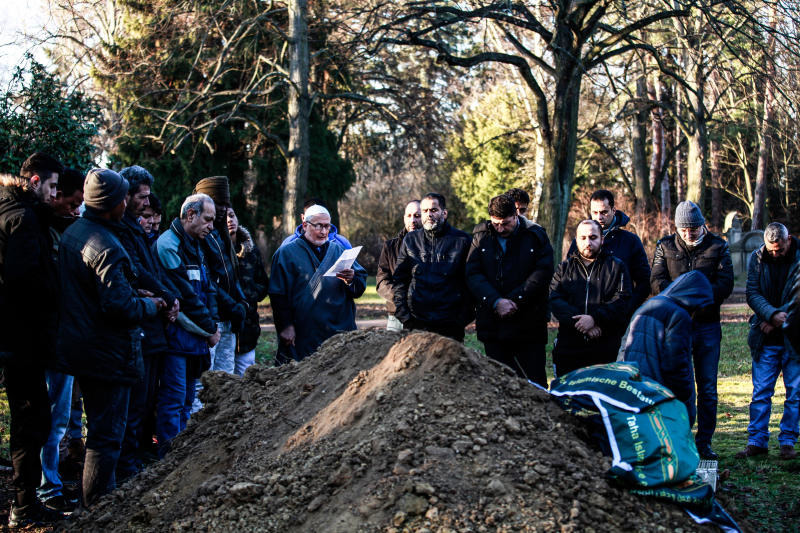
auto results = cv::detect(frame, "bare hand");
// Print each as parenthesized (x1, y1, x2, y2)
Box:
(495, 298, 517, 318)
(336, 268, 354, 284)
(138, 289, 155, 297)
(587, 326, 602, 339)
(279, 324, 296, 346)
(760, 321, 776, 334)
(148, 297, 167, 311)
(771, 311, 787, 328)
(572, 314, 596, 334)
(166, 299, 180, 322)
(207, 328, 221, 347)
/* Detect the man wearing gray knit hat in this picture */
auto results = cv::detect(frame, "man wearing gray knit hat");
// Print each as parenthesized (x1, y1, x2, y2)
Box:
(651, 200, 734, 460)
(56, 168, 167, 507)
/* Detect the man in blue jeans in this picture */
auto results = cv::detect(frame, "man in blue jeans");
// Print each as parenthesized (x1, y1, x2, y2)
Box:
(651, 201, 734, 459)
(737, 223, 800, 460)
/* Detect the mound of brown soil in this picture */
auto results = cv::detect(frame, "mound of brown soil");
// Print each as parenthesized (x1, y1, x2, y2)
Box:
(66, 330, 713, 532)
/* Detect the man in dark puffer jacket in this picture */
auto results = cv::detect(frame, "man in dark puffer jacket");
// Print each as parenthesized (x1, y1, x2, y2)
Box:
(392, 193, 473, 341)
(550, 220, 632, 378)
(650, 201, 734, 460)
(466, 194, 554, 386)
(57, 169, 166, 507)
(619, 270, 713, 422)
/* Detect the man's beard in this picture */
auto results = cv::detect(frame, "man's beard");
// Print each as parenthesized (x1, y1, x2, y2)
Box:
(579, 247, 599, 260)
(423, 219, 442, 231)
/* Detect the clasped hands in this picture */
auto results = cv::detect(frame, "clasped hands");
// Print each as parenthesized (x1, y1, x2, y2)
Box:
(573, 314, 602, 339)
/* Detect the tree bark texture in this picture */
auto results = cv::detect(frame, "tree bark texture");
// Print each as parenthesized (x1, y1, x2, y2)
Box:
(710, 138, 723, 230)
(751, 11, 777, 231)
(282, 0, 311, 237)
(632, 72, 651, 215)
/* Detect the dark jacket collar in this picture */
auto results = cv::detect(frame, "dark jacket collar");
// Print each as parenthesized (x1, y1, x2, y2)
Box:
(83, 207, 126, 231)
(122, 211, 146, 235)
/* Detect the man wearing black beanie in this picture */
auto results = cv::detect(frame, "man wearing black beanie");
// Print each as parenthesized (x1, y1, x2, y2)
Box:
(56, 168, 167, 508)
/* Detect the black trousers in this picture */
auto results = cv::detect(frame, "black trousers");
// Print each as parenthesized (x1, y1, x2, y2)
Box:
(4, 360, 51, 509)
(483, 339, 547, 387)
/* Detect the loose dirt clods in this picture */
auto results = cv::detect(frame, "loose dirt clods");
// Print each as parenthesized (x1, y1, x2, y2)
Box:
(65, 330, 715, 532)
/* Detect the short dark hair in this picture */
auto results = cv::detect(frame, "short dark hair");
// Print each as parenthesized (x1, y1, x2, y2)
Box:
(303, 197, 326, 212)
(590, 189, 615, 208)
(19, 152, 63, 182)
(578, 219, 603, 235)
(119, 165, 154, 196)
(422, 192, 446, 210)
(148, 193, 162, 215)
(505, 188, 530, 205)
(58, 167, 85, 197)
(488, 194, 516, 219)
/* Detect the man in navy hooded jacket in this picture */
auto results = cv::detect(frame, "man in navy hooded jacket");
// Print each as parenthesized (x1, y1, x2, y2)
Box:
(619, 270, 714, 423)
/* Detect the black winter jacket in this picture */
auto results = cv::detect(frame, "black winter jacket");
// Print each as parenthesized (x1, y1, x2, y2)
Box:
(550, 250, 632, 363)
(117, 212, 175, 357)
(56, 210, 159, 384)
(392, 222, 473, 328)
(619, 270, 713, 402)
(376, 228, 408, 314)
(157, 219, 219, 336)
(746, 237, 800, 358)
(651, 230, 734, 323)
(0, 185, 59, 359)
(567, 211, 651, 312)
(234, 227, 269, 354)
(202, 228, 245, 321)
(786, 269, 800, 354)
(466, 217, 554, 343)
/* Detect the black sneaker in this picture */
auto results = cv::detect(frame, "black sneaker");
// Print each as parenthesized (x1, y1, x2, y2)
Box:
(697, 443, 719, 460)
(43, 495, 77, 514)
(8, 501, 67, 528)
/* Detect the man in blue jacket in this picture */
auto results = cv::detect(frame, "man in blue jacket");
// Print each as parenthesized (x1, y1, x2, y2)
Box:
(619, 271, 713, 423)
(737, 223, 800, 460)
(566, 189, 650, 314)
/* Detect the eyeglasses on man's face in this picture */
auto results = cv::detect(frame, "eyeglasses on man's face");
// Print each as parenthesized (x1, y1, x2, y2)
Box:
(306, 222, 331, 232)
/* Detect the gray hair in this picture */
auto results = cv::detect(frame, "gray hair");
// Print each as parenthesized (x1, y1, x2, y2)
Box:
(180, 193, 214, 219)
(764, 222, 789, 243)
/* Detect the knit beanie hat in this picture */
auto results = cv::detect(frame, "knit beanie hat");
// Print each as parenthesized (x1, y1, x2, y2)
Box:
(84, 168, 129, 212)
(194, 176, 231, 207)
(674, 201, 705, 228)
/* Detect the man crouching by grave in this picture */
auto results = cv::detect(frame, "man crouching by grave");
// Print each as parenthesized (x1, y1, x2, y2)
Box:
(392, 193, 474, 341)
(549, 220, 632, 378)
(465, 194, 554, 386)
(736, 222, 800, 460)
(619, 271, 714, 423)
(269, 204, 367, 363)
(56, 169, 168, 507)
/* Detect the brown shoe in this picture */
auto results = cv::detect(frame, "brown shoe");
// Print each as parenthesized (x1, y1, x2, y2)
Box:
(780, 445, 797, 460)
(735, 445, 768, 458)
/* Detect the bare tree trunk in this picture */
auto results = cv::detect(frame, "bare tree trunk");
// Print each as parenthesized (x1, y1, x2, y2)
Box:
(752, 10, 777, 231)
(282, 0, 311, 237)
(648, 69, 665, 209)
(632, 71, 650, 216)
(710, 139, 722, 230)
(675, 94, 686, 203)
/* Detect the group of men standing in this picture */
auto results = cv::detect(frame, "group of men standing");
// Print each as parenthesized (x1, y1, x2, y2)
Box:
(373, 187, 799, 464)
(0, 156, 268, 527)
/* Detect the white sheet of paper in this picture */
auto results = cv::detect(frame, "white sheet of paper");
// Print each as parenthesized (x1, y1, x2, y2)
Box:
(323, 246, 362, 277)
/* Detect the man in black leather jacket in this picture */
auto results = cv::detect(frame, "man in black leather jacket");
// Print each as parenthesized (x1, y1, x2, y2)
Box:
(550, 220, 632, 378)
(650, 200, 734, 460)
(466, 194, 554, 385)
(57, 169, 166, 507)
(392, 193, 473, 341)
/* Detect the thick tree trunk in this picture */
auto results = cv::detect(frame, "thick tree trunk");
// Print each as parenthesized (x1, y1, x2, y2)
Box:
(752, 13, 777, 231)
(282, 0, 311, 237)
(648, 70, 665, 203)
(684, 41, 708, 208)
(632, 72, 650, 215)
(537, 71, 581, 263)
